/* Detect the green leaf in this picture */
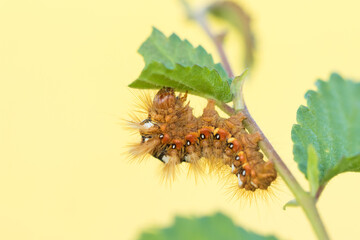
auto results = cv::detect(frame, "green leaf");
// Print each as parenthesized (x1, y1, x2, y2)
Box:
(283, 199, 299, 210)
(137, 213, 278, 240)
(292, 73, 360, 186)
(323, 154, 360, 182)
(129, 28, 233, 103)
(307, 145, 320, 196)
(208, 1, 255, 68)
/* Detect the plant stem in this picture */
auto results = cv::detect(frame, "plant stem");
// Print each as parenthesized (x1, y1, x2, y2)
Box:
(180, 1, 330, 239)
(180, 0, 234, 78)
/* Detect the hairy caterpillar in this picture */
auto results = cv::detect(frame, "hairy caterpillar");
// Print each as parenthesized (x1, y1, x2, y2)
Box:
(128, 87, 277, 192)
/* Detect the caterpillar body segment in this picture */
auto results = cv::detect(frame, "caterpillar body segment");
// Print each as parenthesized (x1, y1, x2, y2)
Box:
(131, 87, 277, 192)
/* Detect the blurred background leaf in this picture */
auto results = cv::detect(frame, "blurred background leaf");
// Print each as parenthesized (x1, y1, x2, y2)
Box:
(137, 212, 278, 240)
(207, 1, 255, 69)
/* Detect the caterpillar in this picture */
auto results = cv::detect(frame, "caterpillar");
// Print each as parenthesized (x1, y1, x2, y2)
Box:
(128, 87, 277, 192)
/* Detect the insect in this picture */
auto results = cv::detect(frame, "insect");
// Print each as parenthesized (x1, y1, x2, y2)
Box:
(128, 87, 277, 192)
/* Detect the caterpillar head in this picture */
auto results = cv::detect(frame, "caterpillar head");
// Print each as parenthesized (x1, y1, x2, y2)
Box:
(128, 118, 163, 160)
(138, 118, 182, 168)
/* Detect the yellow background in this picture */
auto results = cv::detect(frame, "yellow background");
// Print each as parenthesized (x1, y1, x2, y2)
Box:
(1, 0, 359, 239)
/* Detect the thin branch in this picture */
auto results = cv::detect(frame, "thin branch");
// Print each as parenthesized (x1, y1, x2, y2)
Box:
(194, 10, 234, 78)
(180, 0, 234, 78)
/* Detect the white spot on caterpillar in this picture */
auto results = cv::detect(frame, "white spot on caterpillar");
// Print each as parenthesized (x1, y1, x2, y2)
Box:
(237, 174, 243, 187)
(144, 137, 150, 142)
(162, 155, 170, 164)
(143, 122, 154, 129)
(231, 164, 235, 172)
(251, 181, 258, 188)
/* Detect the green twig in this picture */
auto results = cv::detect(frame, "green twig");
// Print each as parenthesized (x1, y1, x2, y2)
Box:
(180, 0, 330, 239)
